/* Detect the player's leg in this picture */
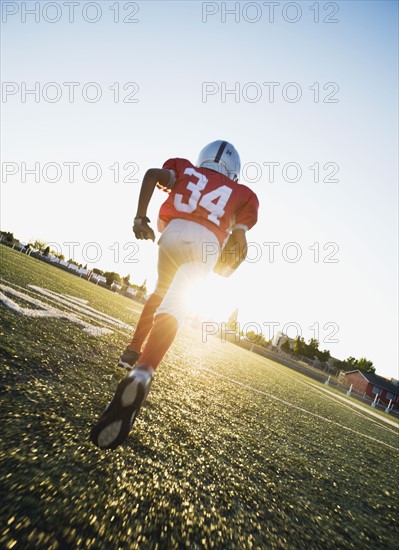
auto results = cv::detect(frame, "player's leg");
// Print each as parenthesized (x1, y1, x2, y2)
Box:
(118, 294, 163, 368)
(132, 221, 220, 370)
(90, 364, 154, 449)
(91, 222, 218, 449)
(91, 231, 182, 449)
(138, 253, 218, 370)
(118, 245, 178, 369)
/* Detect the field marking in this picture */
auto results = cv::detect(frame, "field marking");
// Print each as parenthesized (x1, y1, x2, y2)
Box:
(126, 306, 143, 314)
(235, 346, 399, 431)
(65, 295, 89, 305)
(0, 284, 112, 336)
(191, 366, 399, 452)
(297, 379, 399, 431)
(29, 285, 133, 331)
(258, 358, 399, 432)
(0, 279, 134, 337)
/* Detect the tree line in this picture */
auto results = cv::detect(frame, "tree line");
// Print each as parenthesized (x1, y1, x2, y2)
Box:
(0, 231, 146, 293)
(227, 308, 376, 375)
(282, 336, 375, 374)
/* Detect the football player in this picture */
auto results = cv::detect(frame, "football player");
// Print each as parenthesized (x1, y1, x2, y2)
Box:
(90, 140, 259, 449)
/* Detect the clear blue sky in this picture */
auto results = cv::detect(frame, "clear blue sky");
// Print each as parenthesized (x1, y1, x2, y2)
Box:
(1, 1, 398, 378)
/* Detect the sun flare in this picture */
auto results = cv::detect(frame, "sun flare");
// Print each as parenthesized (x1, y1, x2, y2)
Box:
(185, 273, 234, 322)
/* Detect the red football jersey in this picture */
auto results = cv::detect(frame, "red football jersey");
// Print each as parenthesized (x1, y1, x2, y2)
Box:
(158, 158, 259, 245)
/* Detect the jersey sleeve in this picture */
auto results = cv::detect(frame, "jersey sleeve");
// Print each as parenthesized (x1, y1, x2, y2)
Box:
(162, 158, 178, 174)
(160, 158, 190, 192)
(153, 159, 176, 192)
(233, 192, 259, 232)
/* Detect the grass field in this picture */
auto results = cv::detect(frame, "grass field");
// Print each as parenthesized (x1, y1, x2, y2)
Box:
(1, 245, 398, 549)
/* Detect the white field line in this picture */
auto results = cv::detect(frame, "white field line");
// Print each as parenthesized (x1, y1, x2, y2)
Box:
(192, 366, 399, 452)
(0, 285, 112, 337)
(235, 345, 399, 432)
(0, 277, 133, 336)
(260, 358, 399, 432)
(29, 285, 133, 331)
(297, 379, 399, 431)
(65, 295, 89, 305)
(126, 306, 143, 314)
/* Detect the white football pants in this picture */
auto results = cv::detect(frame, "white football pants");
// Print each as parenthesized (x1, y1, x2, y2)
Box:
(154, 219, 219, 325)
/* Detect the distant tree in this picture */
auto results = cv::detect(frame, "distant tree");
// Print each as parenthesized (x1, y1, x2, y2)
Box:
(43, 246, 50, 256)
(291, 338, 330, 361)
(121, 274, 131, 291)
(357, 357, 376, 374)
(316, 349, 331, 363)
(308, 338, 319, 353)
(297, 338, 319, 359)
(336, 356, 375, 373)
(68, 258, 80, 267)
(93, 268, 104, 276)
(226, 308, 239, 332)
(104, 271, 121, 286)
(245, 330, 268, 347)
(336, 356, 358, 371)
(139, 279, 147, 294)
(33, 239, 47, 252)
(293, 336, 306, 356)
(281, 339, 292, 353)
(2, 231, 14, 244)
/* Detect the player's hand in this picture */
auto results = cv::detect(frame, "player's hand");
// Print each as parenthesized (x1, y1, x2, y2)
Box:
(213, 258, 236, 278)
(212, 233, 241, 277)
(133, 217, 155, 241)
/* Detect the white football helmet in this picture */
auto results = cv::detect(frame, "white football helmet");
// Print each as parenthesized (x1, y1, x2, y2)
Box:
(197, 140, 241, 182)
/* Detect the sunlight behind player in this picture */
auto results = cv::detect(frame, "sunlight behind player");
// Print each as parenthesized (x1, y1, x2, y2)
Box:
(185, 273, 234, 322)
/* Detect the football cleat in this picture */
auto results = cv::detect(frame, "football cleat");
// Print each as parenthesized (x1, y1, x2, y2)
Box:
(197, 140, 241, 182)
(90, 365, 154, 450)
(118, 348, 141, 370)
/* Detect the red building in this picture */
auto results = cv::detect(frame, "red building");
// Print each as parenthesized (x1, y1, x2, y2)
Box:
(344, 370, 399, 408)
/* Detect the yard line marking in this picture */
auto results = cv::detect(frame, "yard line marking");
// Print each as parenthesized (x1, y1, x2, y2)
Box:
(29, 285, 133, 331)
(297, 379, 399, 432)
(256, 359, 399, 435)
(192, 366, 399, 452)
(0, 284, 112, 337)
(126, 306, 143, 314)
(235, 346, 399, 431)
(65, 295, 89, 305)
(0, 277, 134, 336)
(258, 358, 399, 432)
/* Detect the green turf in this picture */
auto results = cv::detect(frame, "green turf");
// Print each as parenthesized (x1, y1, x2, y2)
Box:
(1, 246, 398, 549)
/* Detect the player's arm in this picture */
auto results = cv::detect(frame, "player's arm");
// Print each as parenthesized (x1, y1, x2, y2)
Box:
(213, 190, 259, 275)
(213, 228, 248, 277)
(133, 168, 175, 240)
